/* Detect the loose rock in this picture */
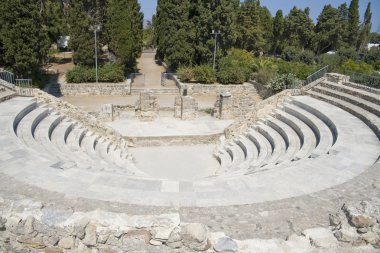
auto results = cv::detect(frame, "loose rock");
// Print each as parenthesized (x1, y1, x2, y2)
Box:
(181, 223, 210, 251)
(58, 236, 75, 249)
(213, 236, 238, 252)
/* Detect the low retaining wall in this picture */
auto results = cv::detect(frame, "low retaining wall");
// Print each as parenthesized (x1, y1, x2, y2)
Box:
(60, 80, 131, 96)
(128, 133, 222, 147)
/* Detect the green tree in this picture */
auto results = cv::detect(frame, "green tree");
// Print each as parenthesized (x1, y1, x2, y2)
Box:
(41, 0, 66, 44)
(0, 0, 50, 76)
(357, 2, 372, 51)
(283, 7, 314, 50)
(348, 0, 359, 47)
(259, 6, 273, 52)
(236, 0, 264, 53)
(106, 0, 143, 71)
(66, 0, 95, 66)
(314, 5, 342, 54)
(272, 10, 285, 54)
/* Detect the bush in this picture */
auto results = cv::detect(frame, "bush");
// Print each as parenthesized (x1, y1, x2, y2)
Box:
(276, 60, 316, 80)
(338, 47, 359, 62)
(268, 73, 303, 91)
(67, 64, 124, 83)
(216, 48, 254, 84)
(299, 50, 316, 65)
(364, 47, 380, 65)
(253, 67, 276, 86)
(177, 66, 194, 82)
(217, 67, 246, 84)
(317, 54, 342, 72)
(193, 65, 216, 84)
(373, 60, 380, 71)
(340, 59, 373, 75)
(281, 46, 301, 62)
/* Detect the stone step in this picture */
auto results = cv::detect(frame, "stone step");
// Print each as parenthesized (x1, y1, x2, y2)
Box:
(282, 103, 333, 158)
(215, 149, 233, 171)
(307, 90, 380, 139)
(313, 85, 380, 118)
(16, 106, 50, 148)
(265, 115, 301, 164)
(321, 81, 380, 106)
(246, 129, 272, 168)
(273, 110, 316, 160)
(255, 122, 286, 165)
(343, 81, 380, 95)
(225, 142, 246, 171)
(236, 136, 259, 169)
(290, 98, 338, 145)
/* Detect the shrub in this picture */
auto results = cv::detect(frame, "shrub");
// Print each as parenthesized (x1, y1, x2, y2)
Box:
(268, 73, 303, 91)
(177, 66, 194, 82)
(217, 48, 254, 84)
(193, 65, 216, 84)
(317, 54, 342, 72)
(299, 50, 316, 65)
(364, 47, 380, 65)
(373, 60, 380, 71)
(337, 47, 359, 62)
(253, 67, 276, 86)
(67, 64, 124, 83)
(340, 59, 373, 75)
(276, 60, 316, 80)
(281, 46, 301, 62)
(217, 67, 246, 84)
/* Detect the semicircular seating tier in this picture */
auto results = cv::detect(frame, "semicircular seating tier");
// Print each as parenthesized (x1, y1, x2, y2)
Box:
(0, 76, 379, 207)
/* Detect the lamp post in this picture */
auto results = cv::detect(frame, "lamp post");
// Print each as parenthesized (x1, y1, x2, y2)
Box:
(211, 29, 221, 70)
(90, 25, 101, 83)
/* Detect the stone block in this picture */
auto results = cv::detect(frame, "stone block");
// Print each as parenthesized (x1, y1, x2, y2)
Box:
(135, 91, 159, 121)
(174, 96, 198, 120)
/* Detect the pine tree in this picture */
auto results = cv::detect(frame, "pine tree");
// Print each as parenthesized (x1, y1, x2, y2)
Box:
(66, 0, 95, 66)
(348, 0, 359, 47)
(0, 0, 50, 76)
(338, 3, 350, 48)
(106, 0, 143, 71)
(357, 2, 372, 51)
(41, 0, 66, 44)
(259, 6, 273, 52)
(272, 10, 285, 54)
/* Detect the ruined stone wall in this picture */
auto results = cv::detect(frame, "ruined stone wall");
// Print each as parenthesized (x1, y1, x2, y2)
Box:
(59, 80, 131, 96)
(135, 91, 159, 121)
(1, 197, 379, 252)
(174, 96, 198, 120)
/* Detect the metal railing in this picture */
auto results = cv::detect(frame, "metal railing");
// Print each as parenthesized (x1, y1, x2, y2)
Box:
(347, 71, 380, 88)
(0, 68, 34, 96)
(304, 65, 329, 86)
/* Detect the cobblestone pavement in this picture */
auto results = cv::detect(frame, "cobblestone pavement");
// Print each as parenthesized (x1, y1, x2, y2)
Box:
(1, 161, 379, 240)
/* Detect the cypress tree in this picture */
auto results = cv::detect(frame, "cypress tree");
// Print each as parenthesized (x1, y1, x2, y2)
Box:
(348, 0, 359, 47)
(0, 0, 50, 77)
(236, 0, 264, 53)
(357, 2, 372, 51)
(106, 0, 143, 71)
(259, 6, 273, 52)
(66, 1, 94, 66)
(272, 10, 285, 54)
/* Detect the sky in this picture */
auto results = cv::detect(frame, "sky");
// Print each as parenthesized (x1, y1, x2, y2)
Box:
(138, 0, 380, 32)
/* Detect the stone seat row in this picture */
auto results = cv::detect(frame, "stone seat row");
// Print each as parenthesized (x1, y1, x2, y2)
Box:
(12, 99, 147, 176)
(0, 94, 378, 207)
(215, 97, 337, 175)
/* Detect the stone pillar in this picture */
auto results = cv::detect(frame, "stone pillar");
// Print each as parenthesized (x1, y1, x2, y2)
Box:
(326, 73, 350, 84)
(99, 104, 114, 122)
(135, 91, 159, 121)
(219, 92, 233, 120)
(174, 95, 198, 120)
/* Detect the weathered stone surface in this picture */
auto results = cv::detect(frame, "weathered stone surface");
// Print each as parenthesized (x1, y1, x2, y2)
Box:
(23, 236, 45, 249)
(72, 218, 89, 239)
(106, 235, 120, 247)
(83, 223, 97, 246)
(150, 239, 163, 246)
(361, 231, 379, 245)
(302, 227, 338, 249)
(23, 216, 35, 234)
(174, 96, 198, 120)
(135, 91, 159, 121)
(329, 213, 342, 227)
(120, 231, 150, 252)
(181, 223, 210, 251)
(213, 236, 238, 252)
(58, 236, 75, 249)
(343, 202, 378, 228)
(334, 228, 359, 243)
(44, 247, 63, 253)
(43, 235, 60, 247)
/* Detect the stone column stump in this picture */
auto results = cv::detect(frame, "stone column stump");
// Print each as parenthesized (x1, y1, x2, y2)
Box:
(174, 96, 198, 120)
(135, 91, 159, 121)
